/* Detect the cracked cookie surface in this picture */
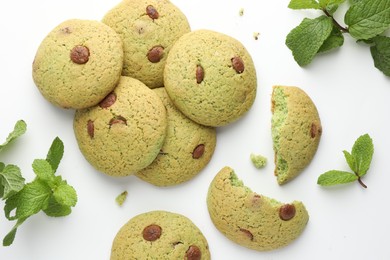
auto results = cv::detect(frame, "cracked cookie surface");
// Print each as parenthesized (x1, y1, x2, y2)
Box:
(207, 166, 309, 251)
(111, 210, 210, 260)
(164, 29, 257, 127)
(73, 76, 167, 177)
(32, 19, 123, 109)
(136, 87, 217, 186)
(102, 0, 190, 88)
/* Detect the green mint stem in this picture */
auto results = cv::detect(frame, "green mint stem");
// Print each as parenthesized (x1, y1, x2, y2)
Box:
(323, 9, 349, 33)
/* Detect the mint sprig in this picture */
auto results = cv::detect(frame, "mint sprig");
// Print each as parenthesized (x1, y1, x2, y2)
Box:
(0, 120, 26, 200)
(2, 137, 77, 246)
(317, 134, 374, 188)
(286, 0, 390, 77)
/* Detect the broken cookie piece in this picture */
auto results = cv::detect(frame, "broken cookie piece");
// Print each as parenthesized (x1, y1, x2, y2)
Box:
(207, 166, 309, 251)
(271, 86, 322, 184)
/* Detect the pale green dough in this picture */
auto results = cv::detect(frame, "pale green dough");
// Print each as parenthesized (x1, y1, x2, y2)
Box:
(33, 19, 123, 109)
(207, 166, 309, 251)
(271, 86, 322, 184)
(164, 29, 257, 127)
(111, 211, 210, 260)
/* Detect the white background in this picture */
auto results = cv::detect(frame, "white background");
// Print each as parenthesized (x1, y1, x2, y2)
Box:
(1, 0, 389, 259)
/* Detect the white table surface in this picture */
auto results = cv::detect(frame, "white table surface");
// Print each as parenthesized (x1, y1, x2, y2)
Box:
(0, 0, 389, 259)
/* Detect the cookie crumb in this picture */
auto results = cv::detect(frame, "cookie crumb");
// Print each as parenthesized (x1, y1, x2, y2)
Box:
(253, 32, 260, 40)
(250, 153, 267, 168)
(115, 191, 128, 206)
(239, 8, 244, 16)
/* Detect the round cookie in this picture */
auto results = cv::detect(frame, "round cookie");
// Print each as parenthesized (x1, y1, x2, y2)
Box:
(102, 0, 191, 88)
(207, 166, 309, 251)
(164, 29, 257, 127)
(111, 210, 210, 260)
(271, 86, 322, 185)
(135, 87, 217, 186)
(73, 76, 167, 177)
(32, 19, 123, 109)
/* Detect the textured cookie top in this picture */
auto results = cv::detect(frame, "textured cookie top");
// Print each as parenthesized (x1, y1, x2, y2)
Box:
(102, 0, 191, 88)
(111, 210, 210, 260)
(207, 166, 309, 251)
(32, 19, 123, 109)
(73, 76, 167, 177)
(136, 87, 217, 186)
(271, 86, 322, 184)
(164, 29, 257, 127)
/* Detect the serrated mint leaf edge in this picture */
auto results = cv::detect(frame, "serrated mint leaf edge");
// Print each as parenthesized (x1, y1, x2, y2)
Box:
(288, 0, 321, 9)
(0, 164, 25, 200)
(46, 137, 64, 173)
(317, 170, 358, 186)
(351, 134, 374, 177)
(345, 0, 390, 40)
(0, 120, 27, 152)
(286, 16, 334, 66)
(370, 36, 390, 77)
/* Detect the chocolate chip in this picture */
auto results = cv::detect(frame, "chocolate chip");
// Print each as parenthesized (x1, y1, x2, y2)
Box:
(99, 92, 116, 108)
(60, 27, 71, 34)
(279, 204, 296, 221)
(192, 144, 205, 159)
(142, 224, 162, 241)
(109, 116, 127, 126)
(70, 45, 90, 64)
(239, 228, 254, 241)
(146, 5, 159, 20)
(87, 120, 94, 138)
(196, 65, 204, 84)
(185, 245, 201, 260)
(147, 46, 164, 63)
(231, 56, 245, 73)
(310, 123, 322, 138)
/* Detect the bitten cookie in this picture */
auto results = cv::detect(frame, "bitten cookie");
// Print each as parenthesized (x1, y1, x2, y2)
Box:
(207, 166, 309, 251)
(32, 19, 123, 109)
(102, 0, 191, 88)
(111, 210, 210, 260)
(73, 76, 167, 177)
(164, 29, 257, 127)
(135, 87, 217, 186)
(271, 86, 322, 184)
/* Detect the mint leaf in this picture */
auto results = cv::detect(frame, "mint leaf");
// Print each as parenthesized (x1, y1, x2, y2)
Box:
(288, 0, 321, 9)
(3, 218, 26, 246)
(370, 36, 390, 76)
(317, 170, 358, 186)
(0, 120, 27, 152)
(46, 137, 64, 173)
(4, 180, 51, 220)
(286, 16, 333, 66)
(53, 181, 77, 207)
(351, 134, 374, 177)
(43, 197, 72, 217)
(345, 0, 390, 40)
(32, 159, 54, 184)
(343, 150, 356, 173)
(0, 164, 25, 200)
(318, 25, 345, 53)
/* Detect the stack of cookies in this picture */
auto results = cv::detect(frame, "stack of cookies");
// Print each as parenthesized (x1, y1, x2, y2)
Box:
(32, 0, 257, 186)
(32, 0, 323, 258)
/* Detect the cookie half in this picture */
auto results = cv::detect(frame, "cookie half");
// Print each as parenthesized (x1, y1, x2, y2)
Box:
(271, 86, 322, 184)
(207, 166, 309, 251)
(164, 29, 257, 127)
(111, 210, 210, 260)
(102, 0, 191, 88)
(73, 76, 167, 177)
(33, 19, 123, 109)
(135, 87, 217, 186)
